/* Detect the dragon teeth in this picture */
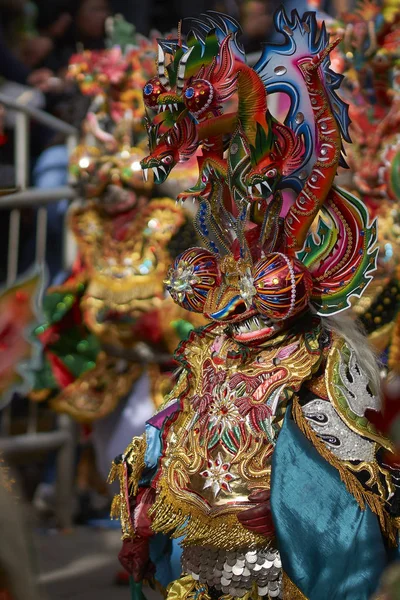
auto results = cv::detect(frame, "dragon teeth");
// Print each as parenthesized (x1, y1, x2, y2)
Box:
(143, 168, 148, 181)
(262, 180, 272, 192)
(233, 314, 273, 335)
(152, 167, 159, 179)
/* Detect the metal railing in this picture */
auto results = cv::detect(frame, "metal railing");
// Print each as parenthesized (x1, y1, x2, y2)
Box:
(0, 93, 79, 528)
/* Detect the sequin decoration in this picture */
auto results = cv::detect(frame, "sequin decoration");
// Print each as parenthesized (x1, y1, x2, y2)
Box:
(183, 79, 214, 119)
(182, 546, 283, 599)
(238, 267, 257, 308)
(302, 398, 376, 462)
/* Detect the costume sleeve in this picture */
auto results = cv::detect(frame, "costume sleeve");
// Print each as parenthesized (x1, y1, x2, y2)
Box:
(109, 370, 187, 539)
(294, 337, 400, 544)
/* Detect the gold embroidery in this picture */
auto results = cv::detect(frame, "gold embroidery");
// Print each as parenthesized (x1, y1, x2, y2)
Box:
(69, 198, 185, 342)
(304, 371, 327, 399)
(150, 478, 268, 550)
(108, 435, 146, 539)
(152, 326, 323, 549)
(343, 457, 394, 502)
(282, 573, 308, 600)
(159, 369, 190, 411)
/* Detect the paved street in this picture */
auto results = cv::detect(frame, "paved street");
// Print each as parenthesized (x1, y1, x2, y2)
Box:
(35, 527, 131, 600)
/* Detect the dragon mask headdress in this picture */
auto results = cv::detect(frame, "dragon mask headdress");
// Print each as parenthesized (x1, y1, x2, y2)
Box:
(142, 9, 378, 342)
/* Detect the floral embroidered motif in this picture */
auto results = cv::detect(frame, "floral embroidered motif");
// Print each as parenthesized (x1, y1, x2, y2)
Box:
(200, 453, 237, 497)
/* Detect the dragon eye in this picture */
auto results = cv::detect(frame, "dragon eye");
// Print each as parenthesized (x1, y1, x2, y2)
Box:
(182, 79, 214, 118)
(266, 168, 277, 178)
(184, 87, 195, 99)
(143, 77, 167, 109)
(162, 155, 173, 164)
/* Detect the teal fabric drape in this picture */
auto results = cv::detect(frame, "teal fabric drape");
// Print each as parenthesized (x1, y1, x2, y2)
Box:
(130, 578, 148, 600)
(149, 535, 182, 588)
(271, 406, 390, 600)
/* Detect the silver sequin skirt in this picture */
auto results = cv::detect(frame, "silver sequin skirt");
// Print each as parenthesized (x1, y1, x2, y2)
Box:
(181, 545, 283, 599)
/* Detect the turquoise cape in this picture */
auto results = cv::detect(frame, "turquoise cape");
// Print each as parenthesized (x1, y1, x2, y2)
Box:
(271, 406, 397, 599)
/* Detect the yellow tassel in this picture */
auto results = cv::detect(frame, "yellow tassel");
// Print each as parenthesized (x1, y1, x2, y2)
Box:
(149, 481, 268, 550)
(107, 461, 119, 485)
(108, 436, 147, 540)
(126, 436, 146, 496)
(110, 495, 121, 520)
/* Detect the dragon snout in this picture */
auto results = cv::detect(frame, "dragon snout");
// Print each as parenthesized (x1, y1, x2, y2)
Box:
(246, 172, 273, 197)
(140, 156, 173, 184)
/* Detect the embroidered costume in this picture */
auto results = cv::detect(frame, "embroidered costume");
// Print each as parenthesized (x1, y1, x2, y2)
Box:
(110, 10, 400, 599)
(30, 18, 200, 477)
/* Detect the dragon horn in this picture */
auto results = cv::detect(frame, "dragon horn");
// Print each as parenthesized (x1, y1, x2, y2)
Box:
(308, 37, 342, 71)
(176, 46, 195, 95)
(157, 44, 170, 89)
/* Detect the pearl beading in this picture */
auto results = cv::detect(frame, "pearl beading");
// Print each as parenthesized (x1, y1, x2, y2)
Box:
(274, 252, 297, 320)
(191, 81, 214, 119)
